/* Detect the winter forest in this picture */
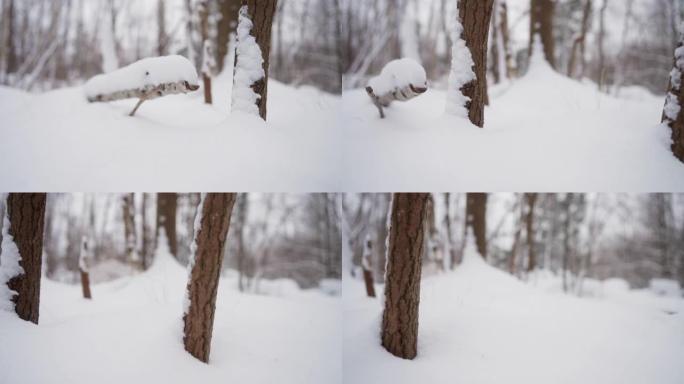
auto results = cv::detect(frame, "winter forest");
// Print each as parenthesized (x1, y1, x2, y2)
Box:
(1, 0, 684, 383)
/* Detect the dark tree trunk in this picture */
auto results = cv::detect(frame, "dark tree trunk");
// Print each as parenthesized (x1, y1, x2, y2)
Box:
(663, 25, 684, 163)
(529, 0, 555, 68)
(238, 0, 277, 120)
(183, 193, 237, 363)
(381, 193, 429, 360)
(458, 0, 494, 127)
(156, 193, 178, 259)
(509, 198, 524, 274)
(141, 193, 150, 269)
(465, 193, 487, 259)
(216, 0, 241, 72)
(525, 193, 538, 273)
(79, 238, 92, 299)
(5, 193, 46, 324)
(199, 0, 213, 104)
(6, 0, 17, 74)
(122, 193, 137, 263)
(157, 0, 167, 56)
(362, 237, 376, 297)
(234, 193, 248, 292)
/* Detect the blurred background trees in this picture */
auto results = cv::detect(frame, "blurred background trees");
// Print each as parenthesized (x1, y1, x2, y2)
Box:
(7, 193, 340, 294)
(343, 193, 684, 295)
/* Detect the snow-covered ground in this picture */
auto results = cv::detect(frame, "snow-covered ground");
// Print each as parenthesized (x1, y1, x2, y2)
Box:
(0, 69, 341, 191)
(343, 249, 684, 384)
(0, 251, 341, 384)
(340, 58, 684, 192)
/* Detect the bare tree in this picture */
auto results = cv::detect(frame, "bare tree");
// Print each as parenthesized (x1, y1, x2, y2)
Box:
(198, 0, 215, 104)
(157, 193, 178, 260)
(529, 0, 555, 68)
(182, 193, 236, 363)
(122, 193, 138, 264)
(381, 193, 429, 360)
(525, 193, 538, 272)
(216, 0, 241, 71)
(2, 193, 46, 324)
(361, 235, 375, 297)
(79, 236, 92, 299)
(465, 193, 487, 259)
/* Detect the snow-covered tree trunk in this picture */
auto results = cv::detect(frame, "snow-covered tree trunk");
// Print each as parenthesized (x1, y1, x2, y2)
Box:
(156, 193, 178, 260)
(79, 236, 92, 299)
(465, 193, 487, 259)
(662, 23, 684, 164)
(231, 1, 277, 120)
(381, 193, 429, 360)
(182, 193, 236, 363)
(447, 0, 493, 127)
(101, 0, 119, 73)
(361, 235, 375, 297)
(529, 0, 555, 69)
(1, 194, 46, 324)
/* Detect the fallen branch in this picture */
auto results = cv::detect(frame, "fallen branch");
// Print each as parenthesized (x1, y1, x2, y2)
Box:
(366, 83, 427, 119)
(366, 58, 428, 118)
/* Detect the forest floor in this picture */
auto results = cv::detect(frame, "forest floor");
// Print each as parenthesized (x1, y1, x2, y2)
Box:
(340, 61, 684, 191)
(0, 251, 341, 384)
(0, 70, 341, 191)
(343, 247, 684, 384)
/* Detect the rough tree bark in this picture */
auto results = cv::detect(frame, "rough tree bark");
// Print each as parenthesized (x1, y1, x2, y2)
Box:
(238, 0, 277, 120)
(458, 0, 494, 127)
(156, 193, 178, 259)
(465, 193, 487, 259)
(663, 24, 684, 163)
(182, 193, 237, 363)
(362, 236, 376, 297)
(529, 0, 555, 68)
(381, 193, 429, 360)
(122, 193, 137, 263)
(5, 193, 46, 324)
(525, 193, 538, 273)
(567, 0, 592, 79)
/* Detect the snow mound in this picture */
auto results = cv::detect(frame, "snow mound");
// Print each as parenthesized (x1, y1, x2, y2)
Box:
(367, 58, 427, 96)
(84, 55, 199, 98)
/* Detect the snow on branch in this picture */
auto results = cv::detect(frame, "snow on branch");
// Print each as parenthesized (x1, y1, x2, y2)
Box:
(445, 17, 475, 118)
(231, 5, 265, 116)
(365, 58, 428, 118)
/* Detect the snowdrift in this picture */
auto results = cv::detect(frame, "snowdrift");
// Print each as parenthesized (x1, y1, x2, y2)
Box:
(343, 247, 684, 384)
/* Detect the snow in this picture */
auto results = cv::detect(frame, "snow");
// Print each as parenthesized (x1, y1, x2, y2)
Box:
(231, 5, 265, 116)
(100, 12, 119, 73)
(367, 58, 427, 97)
(0, 210, 23, 312)
(649, 279, 682, 298)
(344, 243, 684, 384)
(182, 194, 205, 316)
(78, 236, 89, 272)
(340, 48, 684, 191)
(0, 70, 340, 191)
(84, 55, 199, 98)
(0, 243, 341, 384)
(445, 17, 475, 117)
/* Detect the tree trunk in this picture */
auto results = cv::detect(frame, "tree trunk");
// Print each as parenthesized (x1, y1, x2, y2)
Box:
(663, 23, 684, 163)
(141, 193, 150, 269)
(362, 237, 375, 297)
(122, 193, 137, 264)
(6, 0, 16, 75)
(465, 193, 487, 259)
(216, 0, 241, 72)
(182, 193, 237, 363)
(509, 198, 524, 274)
(234, 193, 248, 292)
(525, 193, 538, 273)
(157, 0, 167, 56)
(458, 0, 494, 127)
(199, 0, 213, 104)
(4, 193, 46, 324)
(237, 0, 277, 120)
(596, 0, 608, 90)
(567, 0, 592, 78)
(79, 237, 92, 299)
(156, 193, 178, 259)
(381, 193, 429, 360)
(529, 0, 555, 68)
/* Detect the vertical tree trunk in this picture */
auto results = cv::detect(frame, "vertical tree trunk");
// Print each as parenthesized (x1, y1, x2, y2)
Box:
(529, 0, 555, 68)
(596, 0, 608, 90)
(216, 0, 241, 72)
(443, 193, 456, 270)
(79, 237, 92, 299)
(4, 193, 46, 324)
(122, 193, 138, 264)
(185, 0, 196, 66)
(141, 193, 150, 269)
(567, 0, 592, 78)
(509, 199, 524, 274)
(362, 236, 376, 297)
(156, 193, 178, 259)
(458, 0, 494, 127)
(5, 0, 17, 75)
(157, 0, 167, 56)
(234, 193, 248, 292)
(663, 23, 684, 163)
(237, 0, 277, 120)
(525, 193, 538, 273)
(381, 193, 429, 360)
(199, 0, 213, 104)
(465, 193, 488, 259)
(182, 193, 237, 363)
